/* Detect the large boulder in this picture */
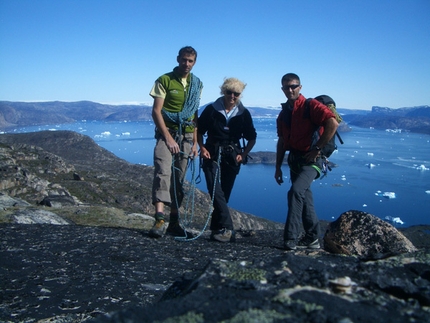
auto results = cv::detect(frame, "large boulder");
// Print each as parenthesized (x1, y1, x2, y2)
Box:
(39, 194, 76, 207)
(12, 209, 71, 225)
(0, 193, 31, 208)
(323, 210, 417, 259)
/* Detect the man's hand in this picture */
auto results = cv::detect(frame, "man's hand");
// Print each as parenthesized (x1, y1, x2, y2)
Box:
(165, 135, 180, 154)
(190, 143, 198, 158)
(275, 168, 284, 185)
(304, 149, 320, 163)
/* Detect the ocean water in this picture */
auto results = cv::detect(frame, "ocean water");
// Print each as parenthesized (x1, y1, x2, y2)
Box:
(9, 119, 430, 227)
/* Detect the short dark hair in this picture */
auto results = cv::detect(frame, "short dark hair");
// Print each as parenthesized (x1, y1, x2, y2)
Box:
(281, 73, 300, 84)
(178, 46, 198, 60)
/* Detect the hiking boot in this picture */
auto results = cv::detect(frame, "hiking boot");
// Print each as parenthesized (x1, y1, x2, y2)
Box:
(211, 228, 236, 242)
(166, 221, 195, 239)
(284, 240, 297, 250)
(297, 237, 320, 249)
(149, 219, 165, 238)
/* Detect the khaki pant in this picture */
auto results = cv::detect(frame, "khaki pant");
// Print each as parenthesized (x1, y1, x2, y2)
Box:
(152, 131, 194, 209)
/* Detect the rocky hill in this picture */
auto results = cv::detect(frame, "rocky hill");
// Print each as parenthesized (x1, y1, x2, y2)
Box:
(0, 130, 429, 323)
(0, 130, 277, 231)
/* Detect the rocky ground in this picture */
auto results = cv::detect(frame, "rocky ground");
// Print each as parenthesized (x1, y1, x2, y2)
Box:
(1, 223, 429, 323)
(0, 131, 429, 323)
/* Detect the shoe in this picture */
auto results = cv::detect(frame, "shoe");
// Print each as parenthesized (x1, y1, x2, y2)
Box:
(297, 237, 320, 249)
(284, 240, 297, 250)
(149, 219, 165, 238)
(166, 221, 195, 238)
(211, 228, 236, 242)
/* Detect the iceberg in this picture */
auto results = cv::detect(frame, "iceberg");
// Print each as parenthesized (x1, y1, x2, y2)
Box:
(385, 216, 404, 225)
(383, 192, 396, 199)
(416, 164, 429, 171)
(425, 190, 430, 194)
(385, 129, 402, 133)
(375, 191, 396, 199)
(392, 217, 404, 225)
(94, 131, 112, 138)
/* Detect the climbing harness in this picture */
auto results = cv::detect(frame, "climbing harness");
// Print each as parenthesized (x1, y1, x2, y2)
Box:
(320, 157, 332, 179)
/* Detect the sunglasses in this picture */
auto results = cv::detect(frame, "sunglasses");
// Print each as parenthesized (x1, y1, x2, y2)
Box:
(226, 90, 241, 97)
(282, 84, 301, 90)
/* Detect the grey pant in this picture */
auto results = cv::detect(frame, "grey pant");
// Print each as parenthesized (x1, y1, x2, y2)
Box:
(284, 165, 320, 241)
(152, 131, 194, 209)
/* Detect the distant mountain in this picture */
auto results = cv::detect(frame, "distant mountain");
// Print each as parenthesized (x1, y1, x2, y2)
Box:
(245, 106, 281, 118)
(342, 105, 430, 135)
(1, 101, 429, 135)
(198, 104, 281, 119)
(337, 108, 370, 115)
(371, 105, 430, 117)
(0, 101, 153, 129)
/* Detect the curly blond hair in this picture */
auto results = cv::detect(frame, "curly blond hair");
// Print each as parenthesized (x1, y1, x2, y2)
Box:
(220, 77, 247, 96)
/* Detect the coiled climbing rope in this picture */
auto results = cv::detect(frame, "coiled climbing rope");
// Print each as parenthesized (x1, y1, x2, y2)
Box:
(174, 147, 222, 242)
(162, 74, 203, 139)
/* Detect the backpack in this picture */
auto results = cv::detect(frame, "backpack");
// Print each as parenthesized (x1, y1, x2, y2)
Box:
(305, 95, 343, 158)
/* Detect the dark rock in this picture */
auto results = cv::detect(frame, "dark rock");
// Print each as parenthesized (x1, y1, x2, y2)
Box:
(1, 224, 429, 323)
(39, 194, 76, 207)
(324, 210, 417, 259)
(94, 251, 430, 323)
(74, 172, 84, 181)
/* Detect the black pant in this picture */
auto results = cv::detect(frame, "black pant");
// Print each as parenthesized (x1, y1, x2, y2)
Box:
(202, 159, 239, 231)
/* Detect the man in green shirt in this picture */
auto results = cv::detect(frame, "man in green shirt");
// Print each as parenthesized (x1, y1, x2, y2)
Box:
(148, 46, 203, 238)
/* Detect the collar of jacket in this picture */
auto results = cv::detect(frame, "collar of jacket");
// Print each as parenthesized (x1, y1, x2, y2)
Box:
(212, 96, 245, 118)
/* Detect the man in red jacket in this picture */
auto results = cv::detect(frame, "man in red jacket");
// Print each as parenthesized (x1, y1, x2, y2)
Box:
(275, 73, 338, 250)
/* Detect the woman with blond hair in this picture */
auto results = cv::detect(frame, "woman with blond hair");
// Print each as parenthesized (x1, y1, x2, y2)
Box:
(197, 78, 257, 242)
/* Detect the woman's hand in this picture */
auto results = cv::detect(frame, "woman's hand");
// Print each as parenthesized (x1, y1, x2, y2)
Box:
(236, 153, 243, 164)
(200, 146, 211, 159)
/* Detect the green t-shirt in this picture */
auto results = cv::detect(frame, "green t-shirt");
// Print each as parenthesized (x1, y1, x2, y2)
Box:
(154, 68, 196, 133)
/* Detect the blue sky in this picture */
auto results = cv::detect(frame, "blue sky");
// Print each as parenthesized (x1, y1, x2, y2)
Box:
(0, 0, 429, 110)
